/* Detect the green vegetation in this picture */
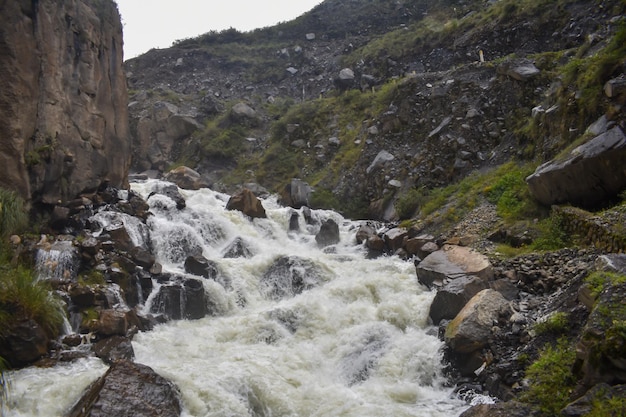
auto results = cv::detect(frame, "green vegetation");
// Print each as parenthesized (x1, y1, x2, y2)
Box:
(584, 271, 626, 299)
(0, 188, 28, 253)
(534, 311, 570, 336)
(520, 337, 576, 415)
(0, 266, 64, 337)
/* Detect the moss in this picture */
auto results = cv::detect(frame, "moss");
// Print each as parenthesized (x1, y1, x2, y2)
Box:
(520, 337, 576, 415)
(534, 311, 570, 336)
(584, 271, 626, 299)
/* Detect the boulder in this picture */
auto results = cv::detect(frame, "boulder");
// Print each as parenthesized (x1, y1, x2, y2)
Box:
(226, 188, 267, 219)
(66, 360, 182, 417)
(148, 183, 186, 210)
(164, 166, 210, 190)
(383, 227, 407, 252)
(355, 223, 377, 244)
(281, 178, 312, 208)
(261, 256, 326, 300)
(335, 68, 355, 90)
(97, 309, 128, 336)
(416, 245, 493, 288)
(315, 219, 340, 247)
(184, 254, 219, 279)
(222, 237, 254, 258)
(444, 289, 510, 353)
(429, 275, 490, 325)
(150, 278, 207, 320)
(0, 319, 50, 367)
(526, 126, 626, 207)
(93, 335, 135, 364)
(366, 150, 395, 174)
(460, 401, 540, 417)
(497, 59, 541, 81)
(230, 102, 258, 123)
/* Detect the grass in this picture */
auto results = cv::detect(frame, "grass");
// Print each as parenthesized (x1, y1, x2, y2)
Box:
(534, 312, 570, 336)
(520, 337, 576, 415)
(0, 189, 28, 254)
(0, 266, 65, 338)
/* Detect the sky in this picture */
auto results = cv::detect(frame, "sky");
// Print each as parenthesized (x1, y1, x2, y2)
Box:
(115, 0, 323, 59)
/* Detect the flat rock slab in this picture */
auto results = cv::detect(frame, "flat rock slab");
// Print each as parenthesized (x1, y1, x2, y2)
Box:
(67, 360, 181, 417)
(416, 244, 493, 288)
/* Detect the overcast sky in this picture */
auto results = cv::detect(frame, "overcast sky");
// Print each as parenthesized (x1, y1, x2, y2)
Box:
(115, 0, 323, 59)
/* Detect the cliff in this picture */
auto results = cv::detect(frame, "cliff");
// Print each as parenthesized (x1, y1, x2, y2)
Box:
(0, 0, 129, 205)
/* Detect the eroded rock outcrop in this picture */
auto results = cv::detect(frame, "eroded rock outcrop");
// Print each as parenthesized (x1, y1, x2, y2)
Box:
(526, 126, 626, 208)
(0, 0, 130, 204)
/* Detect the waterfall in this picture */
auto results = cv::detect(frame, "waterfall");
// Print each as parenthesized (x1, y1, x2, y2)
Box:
(35, 239, 78, 282)
(4, 179, 471, 417)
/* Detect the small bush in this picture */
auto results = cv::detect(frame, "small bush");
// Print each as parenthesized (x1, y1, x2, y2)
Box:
(521, 337, 576, 415)
(0, 266, 65, 338)
(395, 188, 426, 220)
(0, 189, 28, 258)
(531, 211, 570, 251)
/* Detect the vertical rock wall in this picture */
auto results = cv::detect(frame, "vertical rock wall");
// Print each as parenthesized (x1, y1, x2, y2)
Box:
(0, 0, 129, 204)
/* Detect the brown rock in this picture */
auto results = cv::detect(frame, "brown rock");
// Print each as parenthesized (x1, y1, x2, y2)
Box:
(97, 309, 128, 336)
(416, 244, 493, 288)
(164, 166, 209, 190)
(0, 0, 130, 204)
(444, 289, 510, 353)
(226, 188, 267, 218)
(67, 360, 182, 417)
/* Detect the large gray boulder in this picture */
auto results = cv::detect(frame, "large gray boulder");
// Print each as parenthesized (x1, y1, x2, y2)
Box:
(429, 275, 490, 325)
(67, 360, 182, 417)
(444, 289, 510, 354)
(416, 245, 493, 288)
(526, 126, 626, 207)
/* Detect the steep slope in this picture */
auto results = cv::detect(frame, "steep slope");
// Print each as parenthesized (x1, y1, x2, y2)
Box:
(125, 0, 626, 220)
(0, 0, 130, 206)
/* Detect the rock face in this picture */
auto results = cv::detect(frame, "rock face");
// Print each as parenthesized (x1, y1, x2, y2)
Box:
(0, 0, 130, 204)
(526, 126, 626, 207)
(67, 360, 182, 417)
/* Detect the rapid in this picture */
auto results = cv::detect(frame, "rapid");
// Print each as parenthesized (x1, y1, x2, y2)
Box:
(4, 179, 470, 417)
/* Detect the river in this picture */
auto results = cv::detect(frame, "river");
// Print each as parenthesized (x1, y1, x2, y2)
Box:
(4, 180, 471, 417)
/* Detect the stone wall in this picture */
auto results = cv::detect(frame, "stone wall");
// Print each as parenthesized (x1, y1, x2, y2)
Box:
(555, 206, 626, 254)
(0, 0, 129, 204)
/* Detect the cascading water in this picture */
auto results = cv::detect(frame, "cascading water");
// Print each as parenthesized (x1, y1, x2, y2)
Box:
(4, 179, 471, 417)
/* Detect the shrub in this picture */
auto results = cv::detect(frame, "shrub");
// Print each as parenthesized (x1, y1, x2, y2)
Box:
(521, 337, 576, 415)
(0, 266, 65, 338)
(395, 188, 426, 220)
(531, 211, 570, 251)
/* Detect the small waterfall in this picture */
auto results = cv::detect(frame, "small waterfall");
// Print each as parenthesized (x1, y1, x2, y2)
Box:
(35, 239, 78, 281)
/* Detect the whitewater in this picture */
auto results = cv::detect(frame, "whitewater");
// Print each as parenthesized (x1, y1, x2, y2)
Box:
(4, 179, 470, 417)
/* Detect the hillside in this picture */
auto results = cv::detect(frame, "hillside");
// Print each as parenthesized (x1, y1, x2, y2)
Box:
(125, 0, 625, 222)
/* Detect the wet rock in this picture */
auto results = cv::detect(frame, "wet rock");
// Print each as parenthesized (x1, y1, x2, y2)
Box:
(130, 247, 155, 270)
(222, 237, 254, 258)
(261, 256, 326, 300)
(226, 188, 267, 219)
(93, 335, 135, 364)
(460, 401, 540, 417)
(148, 184, 186, 210)
(383, 227, 408, 252)
(164, 166, 210, 190)
(289, 211, 300, 232)
(0, 319, 50, 367)
(67, 360, 182, 417)
(97, 309, 129, 336)
(184, 254, 219, 279)
(416, 245, 493, 288)
(355, 223, 377, 244)
(281, 178, 312, 208)
(315, 219, 340, 247)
